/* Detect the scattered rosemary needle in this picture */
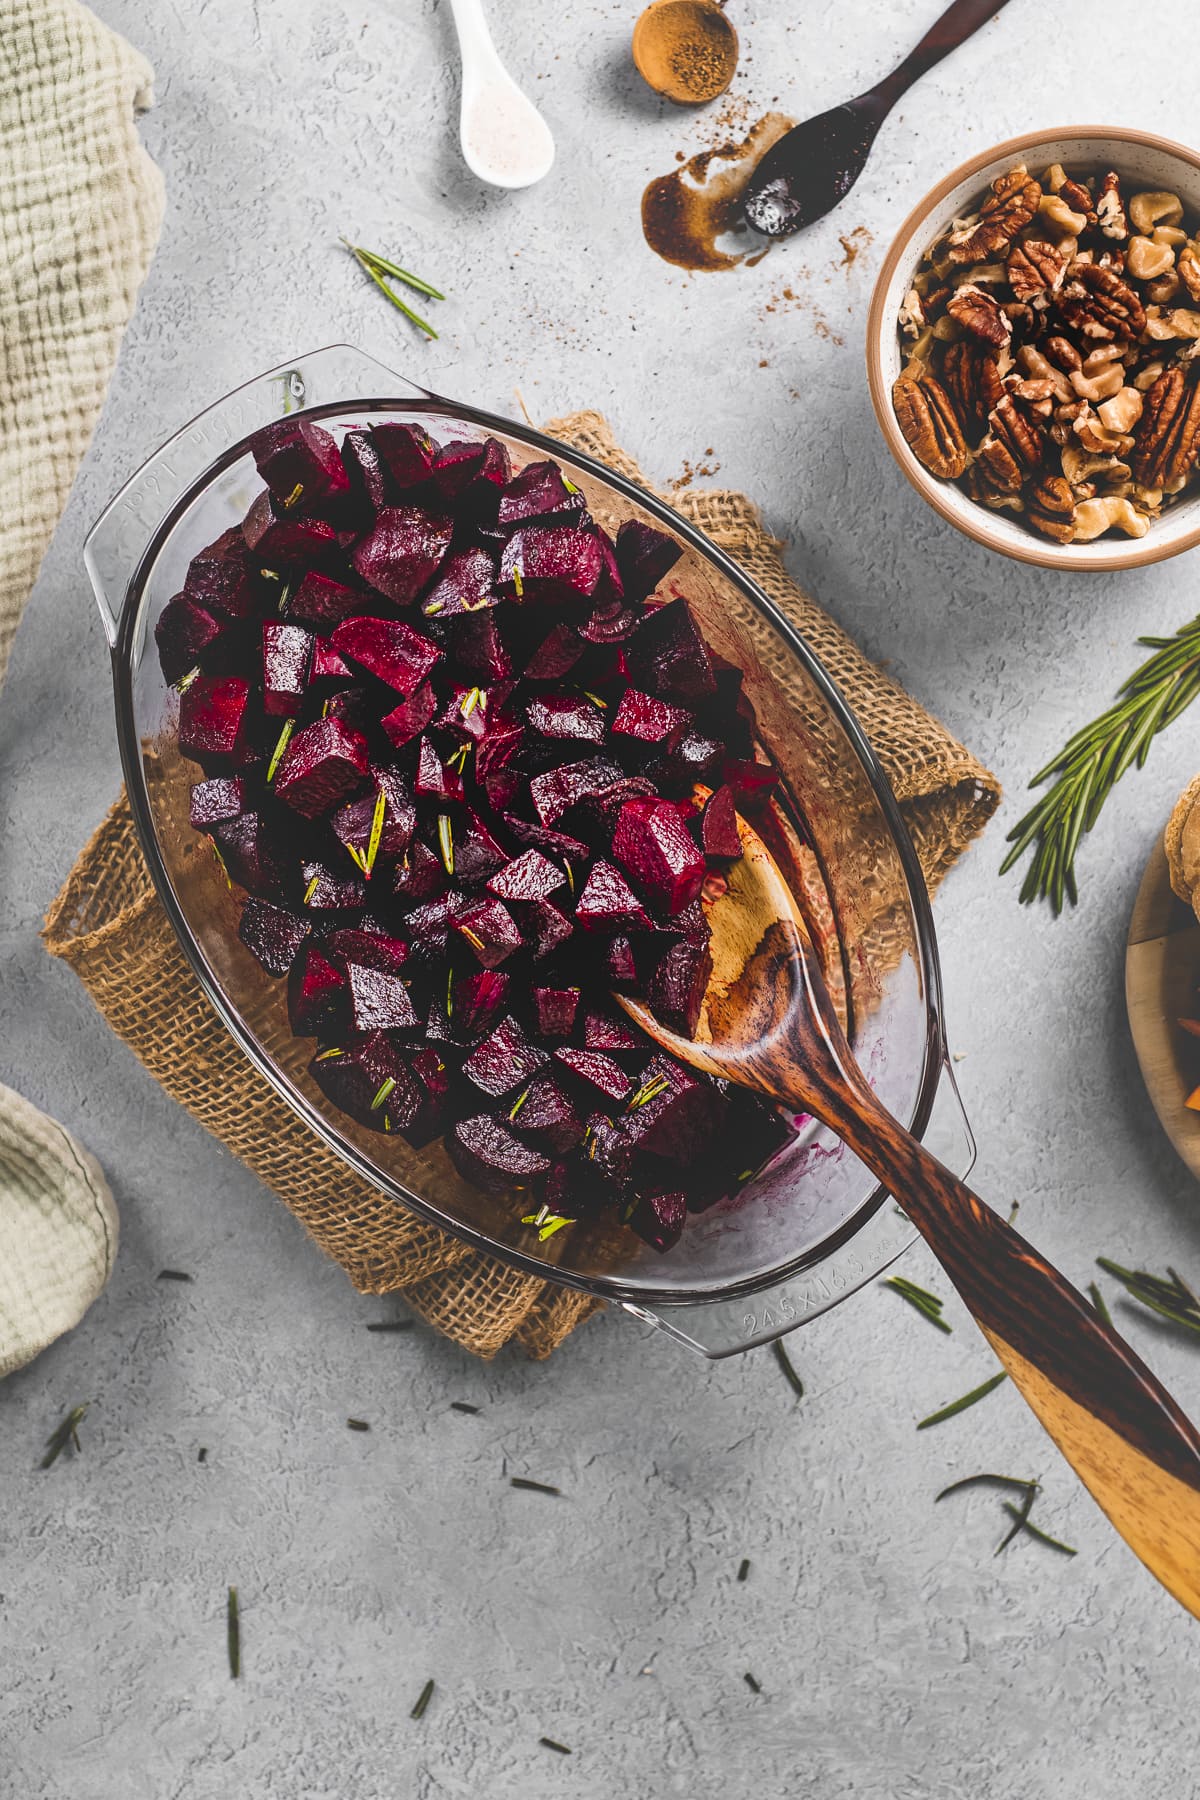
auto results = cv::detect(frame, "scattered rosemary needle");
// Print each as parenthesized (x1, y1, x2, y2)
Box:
(1096, 1257, 1200, 1337)
(40, 1402, 89, 1468)
(157, 1268, 193, 1282)
(511, 1476, 561, 1496)
(883, 1275, 952, 1334)
(772, 1338, 804, 1400)
(1000, 1502, 1077, 1556)
(450, 1401, 480, 1414)
(743, 1673, 762, 1694)
(366, 1319, 413, 1333)
(347, 1418, 370, 1432)
(736, 1558, 750, 1582)
(227, 1586, 240, 1679)
(539, 1738, 572, 1755)
(1087, 1281, 1112, 1327)
(993, 1481, 1040, 1555)
(916, 1370, 1007, 1430)
(198, 1447, 208, 1463)
(341, 237, 444, 339)
(935, 1472, 1038, 1503)
(411, 1678, 435, 1721)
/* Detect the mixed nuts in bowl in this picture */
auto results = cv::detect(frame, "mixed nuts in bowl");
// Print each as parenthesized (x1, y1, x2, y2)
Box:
(867, 128, 1200, 569)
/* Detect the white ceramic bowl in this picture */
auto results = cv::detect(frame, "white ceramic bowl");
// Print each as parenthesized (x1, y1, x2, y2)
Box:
(867, 126, 1200, 571)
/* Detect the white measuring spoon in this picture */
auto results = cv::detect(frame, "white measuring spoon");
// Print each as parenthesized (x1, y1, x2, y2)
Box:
(447, 0, 555, 190)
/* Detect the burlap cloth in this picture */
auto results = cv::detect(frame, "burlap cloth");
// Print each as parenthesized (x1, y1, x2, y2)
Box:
(44, 414, 1000, 1359)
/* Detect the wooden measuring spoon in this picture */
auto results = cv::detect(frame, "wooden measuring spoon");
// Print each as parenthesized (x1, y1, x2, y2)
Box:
(743, 0, 1014, 238)
(618, 811, 1200, 1616)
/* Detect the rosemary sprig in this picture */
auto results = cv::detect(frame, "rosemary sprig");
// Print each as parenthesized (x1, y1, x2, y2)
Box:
(40, 1402, 89, 1468)
(772, 1339, 804, 1400)
(411, 1678, 435, 1721)
(884, 1275, 952, 1334)
(1096, 1257, 1200, 1337)
(227, 1586, 240, 1678)
(916, 1369, 1007, 1430)
(341, 237, 444, 339)
(1002, 613, 1200, 912)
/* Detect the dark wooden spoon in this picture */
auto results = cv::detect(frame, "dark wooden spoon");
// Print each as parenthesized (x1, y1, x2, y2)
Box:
(618, 811, 1200, 1616)
(743, 0, 1014, 238)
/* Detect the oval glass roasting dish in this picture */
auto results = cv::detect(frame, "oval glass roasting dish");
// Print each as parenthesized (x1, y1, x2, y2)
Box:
(84, 344, 974, 1357)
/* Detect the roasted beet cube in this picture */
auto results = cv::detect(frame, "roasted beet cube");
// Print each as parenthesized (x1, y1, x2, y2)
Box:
(475, 721, 525, 789)
(403, 889, 466, 962)
(624, 599, 716, 705)
(647, 934, 712, 1038)
(288, 571, 362, 631)
(300, 858, 366, 911)
(339, 429, 390, 510)
(372, 421, 437, 489)
(241, 490, 342, 562)
(309, 1032, 410, 1134)
(381, 682, 438, 748)
(452, 969, 510, 1039)
(310, 639, 353, 685)
(523, 900, 574, 961)
(179, 675, 253, 765)
(331, 615, 442, 695)
(452, 812, 508, 884)
(612, 798, 706, 915)
(431, 436, 510, 507)
(722, 757, 780, 812)
(582, 1007, 642, 1053)
(581, 776, 656, 833)
(156, 592, 226, 685)
(530, 756, 624, 827)
(325, 927, 409, 974)
(698, 783, 742, 858)
(275, 717, 369, 818)
(420, 546, 498, 620)
(487, 849, 565, 904)
(288, 941, 347, 1036)
(391, 838, 446, 903)
(497, 460, 586, 528)
(462, 1014, 549, 1098)
(604, 935, 639, 985)
(500, 526, 604, 607)
(211, 812, 283, 897)
(627, 1188, 687, 1254)
(454, 897, 522, 969)
(392, 1046, 454, 1147)
(622, 1055, 716, 1163)
(554, 1047, 631, 1104)
(511, 1075, 584, 1153)
(611, 687, 690, 750)
(262, 623, 313, 715)
(189, 776, 247, 829)
(448, 1113, 550, 1192)
(526, 692, 606, 744)
(345, 959, 419, 1034)
(238, 897, 309, 977)
(332, 773, 417, 866)
(414, 735, 465, 804)
(250, 418, 351, 512)
(524, 622, 586, 680)
(533, 985, 580, 1037)
(351, 506, 453, 605)
(575, 860, 651, 933)
(184, 528, 258, 619)
(615, 520, 683, 602)
(454, 608, 512, 683)
(650, 731, 725, 793)
(584, 1112, 635, 1184)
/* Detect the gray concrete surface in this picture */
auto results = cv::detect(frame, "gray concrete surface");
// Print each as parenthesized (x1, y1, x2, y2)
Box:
(4, 1, 1200, 1793)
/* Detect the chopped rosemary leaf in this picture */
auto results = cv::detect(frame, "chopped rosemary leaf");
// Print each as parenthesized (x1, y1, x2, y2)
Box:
(40, 1402, 89, 1469)
(175, 665, 200, 694)
(461, 685, 482, 719)
(936, 1472, 1038, 1503)
(366, 1319, 412, 1333)
(210, 838, 233, 889)
(581, 689, 607, 708)
(411, 1678, 435, 1720)
(540, 1738, 572, 1755)
(157, 1268, 193, 1282)
(266, 718, 294, 783)
(1087, 1281, 1112, 1326)
(347, 1418, 370, 1432)
(512, 566, 524, 598)
(315, 1045, 344, 1061)
(629, 1074, 670, 1110)
(917, 1370, 1007, 1430)
(1095, 1257, 1200, 1337)
(772, 1339, 804, 1400)
(743, 1673, 762, 1694)
(425, 598, 444, 615)
(303, 874, 320, 905)
(460, 925, 485, 954)
(365, 787, 388, 875)
(371, 1076, 396, 1111)
(737, 1558, 750, 1582)
(884, 1275, 952, 1333)
(437, 813, 455, 875)
(511, 1476, 561, 1496)
(282, 481, 304, 511)
(1000, 1502, 1077, 1556)
(227, 1586, 240, 1679)
(450, 1401, 480, 1414)
(564, 860, 575, 896)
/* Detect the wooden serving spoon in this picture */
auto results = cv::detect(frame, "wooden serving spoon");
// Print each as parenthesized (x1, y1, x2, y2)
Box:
(743, 0, 1014, 238)
(618, 811, 1200, 1616)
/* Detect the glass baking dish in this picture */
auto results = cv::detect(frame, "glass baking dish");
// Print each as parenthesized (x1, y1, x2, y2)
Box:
(84, 343, 974, 1357)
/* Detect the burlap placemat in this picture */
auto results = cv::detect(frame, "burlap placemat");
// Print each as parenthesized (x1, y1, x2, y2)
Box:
(44, 413, 1000, 1359)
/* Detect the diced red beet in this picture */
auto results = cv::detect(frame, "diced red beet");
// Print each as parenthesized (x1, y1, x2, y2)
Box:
(624, 599, 716, 705)
(288, 571, 362, 631)
(497, 460, 586, 528)
(452, 969, 510, 1039)
(420, 546, 498, 620)
(611, 687, 690, 749)
(339, 430, 391, 510)
(621, 1054, 716, 1163)
(462, 1014, 549, 1097)
(438, 682, 498, 743)
(238, 897, 309, 977)
(582, 1007, 642, 1053)
(262, 623, 313, 715)
(179, 675, 253, 764)
(698, 783, 742, 858)
(526, 692, 606, 744)
(332, 772, 417, 866)
(288, 941, 347, 1036)
(156, 592, 227, 685)
(475, 721, 525, 786)
(249, 418, 351, 512)
(500, 527, 605, 607)
(523, 899, 574, 960)
(584, 1111, 635, 1183)
(351, 506, 454, 605)
(403, 888, 465, 961)
(431, 437, 511, 507)
(371, 421, 437, 489)
(530, 756, 624, 826)
(299, 858, 366, 911)
(615, 520, 683, 602)
(454, 608, 513, 683)
(647, 934, 712, 1037)
(650, 731, 725, 793)
(533, 985, 581, 1037)
(391, 838, 446, 903)
(581, 776, 657, 831)
(627, 1188, 688, 1254)
(448, 1112, 551, 1192)
(487, 849, 565, 903)
(604, 935, 639, 985)
(325, 927, 408, 974)
(275, 716, 369, 818)
(501, 816, 592, 869)
(184, 528, 258, 620)
(381, 682, 438, 748)
(575, 860, 651, 933)
(344, 959, 419, 1034)
(722, 757, 780, 812)
(310, 639, 353, 684)
(414, 734, 465, 804)
(331, 615, 442, 695)
(241, 491, 342, 562)
(524, 623, 586, 680)
(454, 896, 522, 968)
(190, 776, 247, 829)
(553, 1046, 631, 1103)
(452, 812, 508, 884)
(309, 1032, 418, 1135)
(613, 798, 706, 915)
(210, 813, 283, 896)
(576, 604, 641, 647)
(321, 686, 374, 735)
(511, 1075, 584, 1153)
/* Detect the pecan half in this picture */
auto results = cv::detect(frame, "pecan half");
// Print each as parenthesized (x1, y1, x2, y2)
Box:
(972, 434, 1025, 502)
(1056, 262, 1146, 341)
(1043, 334, 1083, 374)
(989, 392, 1044, 472)
(1027, 474, 1077, 542)
(947, 283, 1012, 349)
(891, 370, 969, 480)
(1007, 239, 1066, 304)
(942, 340, 1003, 443)
(1131, 362, 1200, 487)
(947, 166, 1041, 265)
(1096, 171, 1129, 241)
(1058, 176, 1096, 227)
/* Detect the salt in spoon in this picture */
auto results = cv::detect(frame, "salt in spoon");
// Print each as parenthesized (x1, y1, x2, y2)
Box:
(447, 0, 555, 190)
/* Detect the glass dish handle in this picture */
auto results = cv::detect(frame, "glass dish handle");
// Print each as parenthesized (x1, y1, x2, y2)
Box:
(84, 343, 425, 650)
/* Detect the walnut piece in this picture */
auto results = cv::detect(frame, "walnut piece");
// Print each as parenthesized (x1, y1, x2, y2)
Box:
(1179, 243, 1200, 304)
(1126, 236, 1176, 281)
(892, 370, 969, 480)
(1143, 307, 1200, 340)
(1072, 495, 1150, 540)
(947, 165, 1041, 265)
(1096, 171, 1128, 241)
(1129, 191, 1184, 235)
(1097, 386, 1144, 434)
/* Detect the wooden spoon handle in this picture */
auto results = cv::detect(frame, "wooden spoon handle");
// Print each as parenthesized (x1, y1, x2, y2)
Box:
(868, 0, 1014, 113)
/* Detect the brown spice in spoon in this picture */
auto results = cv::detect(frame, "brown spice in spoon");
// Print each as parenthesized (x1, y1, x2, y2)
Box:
(632, 0, 738, 106)
(642, 111, 794, 271)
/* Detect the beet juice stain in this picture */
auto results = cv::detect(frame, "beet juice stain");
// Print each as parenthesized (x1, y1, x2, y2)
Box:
(641, 112, 795, 272)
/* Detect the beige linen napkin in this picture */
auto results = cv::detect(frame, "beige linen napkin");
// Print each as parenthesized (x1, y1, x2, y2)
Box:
(0, 0, 162, 1374)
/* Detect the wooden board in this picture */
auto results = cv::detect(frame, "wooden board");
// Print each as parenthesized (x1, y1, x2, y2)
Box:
(1126, 834, 1200, 1180)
